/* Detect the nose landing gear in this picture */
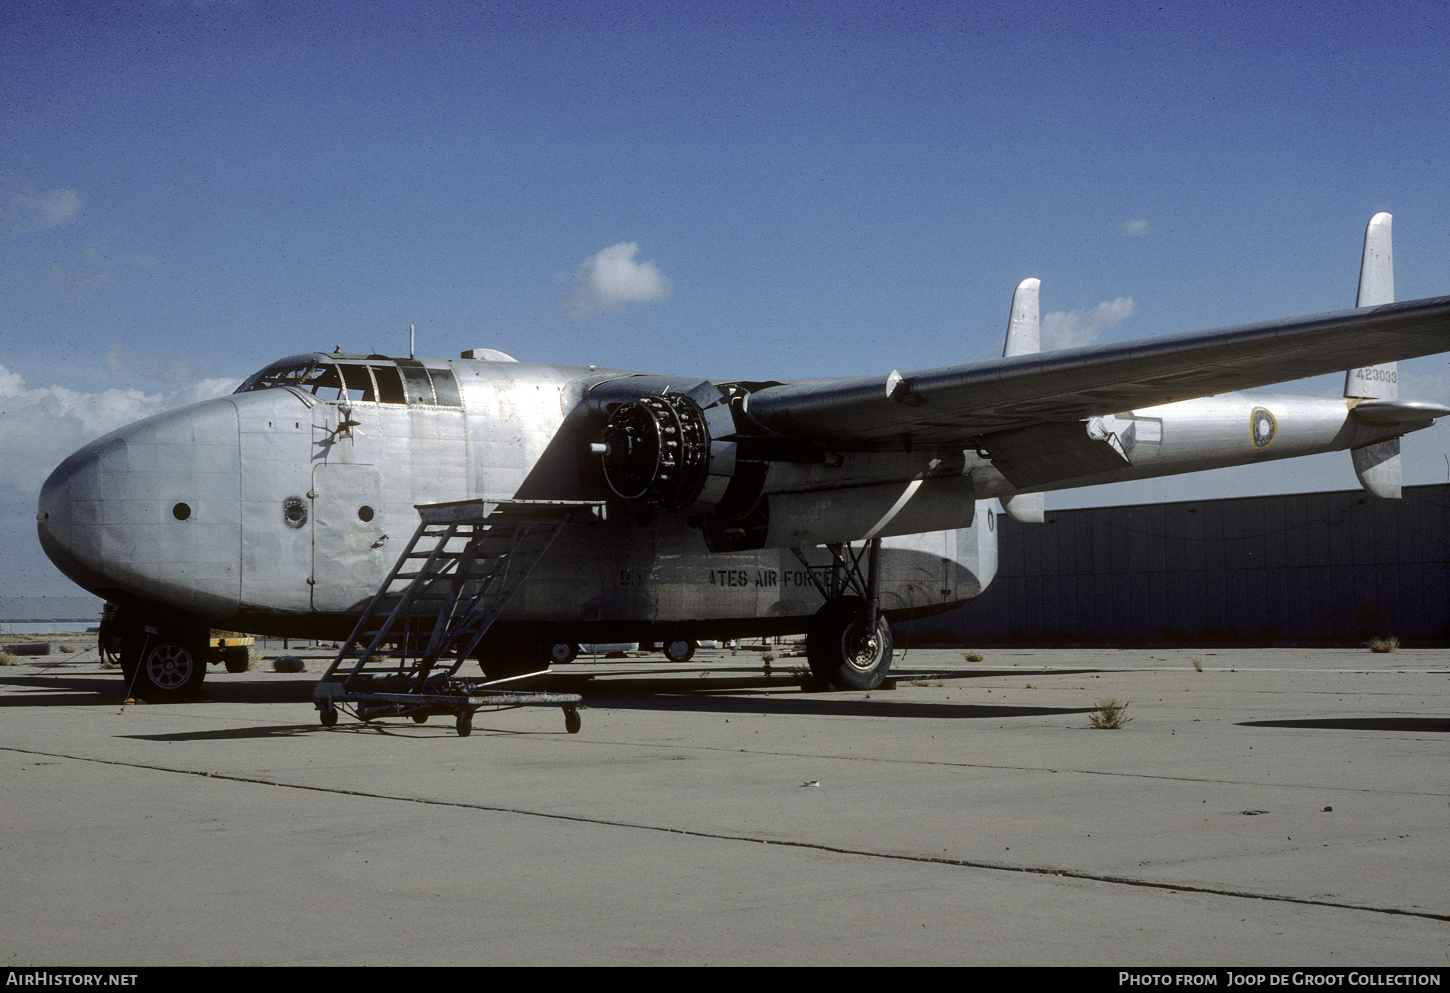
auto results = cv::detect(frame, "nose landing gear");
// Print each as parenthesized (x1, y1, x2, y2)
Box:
(109, 608, 209, 700)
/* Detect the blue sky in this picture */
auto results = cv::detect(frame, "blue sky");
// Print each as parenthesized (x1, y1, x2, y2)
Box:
(5, 0, 1450, 599)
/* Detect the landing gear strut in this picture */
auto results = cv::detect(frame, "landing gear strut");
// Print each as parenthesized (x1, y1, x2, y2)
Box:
(798, 538, 894, 690)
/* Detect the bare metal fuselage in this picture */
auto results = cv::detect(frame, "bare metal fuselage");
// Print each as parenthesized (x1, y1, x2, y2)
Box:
(36, 350, 1420, 645)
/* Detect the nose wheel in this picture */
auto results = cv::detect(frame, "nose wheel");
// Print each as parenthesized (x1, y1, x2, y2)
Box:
(116, 616, 209, 700)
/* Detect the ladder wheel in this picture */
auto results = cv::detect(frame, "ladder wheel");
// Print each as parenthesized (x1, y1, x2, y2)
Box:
(456, 711, 472, 737)
(318, 702, 338, 728)
(411, 713, 428, 724)
(564, 707, 581, 734)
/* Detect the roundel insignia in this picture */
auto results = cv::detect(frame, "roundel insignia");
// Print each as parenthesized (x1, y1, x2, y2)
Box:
(1250, 407, 1277, 449)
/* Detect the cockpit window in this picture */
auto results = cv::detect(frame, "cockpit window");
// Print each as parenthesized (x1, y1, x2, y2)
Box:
(236, 361, 332, 395)
(370, 365, 405, 404)
(339, 364, 374, 402)
(236, 358, 459, 407)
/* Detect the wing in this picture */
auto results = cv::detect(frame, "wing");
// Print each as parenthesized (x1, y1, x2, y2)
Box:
(739, 296, 1450, 449)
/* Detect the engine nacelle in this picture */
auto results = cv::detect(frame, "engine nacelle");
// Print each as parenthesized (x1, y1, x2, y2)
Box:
(596, 383, 740, 512)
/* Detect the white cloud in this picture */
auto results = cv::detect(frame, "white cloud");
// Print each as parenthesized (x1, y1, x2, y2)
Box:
(1120, 218, 1150, 237)
(566, 241, 671, 315)
(1041, 297, 1135, 350)
(8, 188, 81, 234)
(0, 365, 237, 501)
(104, 343, 219, 384)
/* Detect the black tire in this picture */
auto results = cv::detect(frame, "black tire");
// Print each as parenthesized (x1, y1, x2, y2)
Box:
(134, 634, 208, 699)
(475, 634, 548, 681)
(456, 712, 472, 737)
(662, 638, 696, 663)
(564, 707, 582, 734)
(221, 646, 251, 673)
(318, 702, 338, 727)
(550, 643, 579, 664)
(806, 596, 893, 690)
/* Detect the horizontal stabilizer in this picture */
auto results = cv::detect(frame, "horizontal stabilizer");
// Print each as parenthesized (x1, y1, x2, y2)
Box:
(1349, 398, 1450, 425)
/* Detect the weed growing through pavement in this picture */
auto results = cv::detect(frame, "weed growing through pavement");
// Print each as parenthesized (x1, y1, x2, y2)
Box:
(1366, 636, 1399, 653)
(1089, 698, 1132, 729)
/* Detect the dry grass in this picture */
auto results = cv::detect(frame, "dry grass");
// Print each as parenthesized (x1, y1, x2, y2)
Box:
(1189, 654, 1204, 672)
(962, 651, 985, 663)
(1089, 698, 1132, 729)
(0, 651, 21, 667)
(1365, 636, 1399, 653)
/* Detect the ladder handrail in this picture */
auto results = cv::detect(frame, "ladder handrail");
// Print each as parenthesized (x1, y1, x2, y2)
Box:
(316, 500, 604, 693)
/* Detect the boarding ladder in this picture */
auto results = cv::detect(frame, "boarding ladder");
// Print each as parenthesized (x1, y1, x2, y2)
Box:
(312, 498, 604, 736)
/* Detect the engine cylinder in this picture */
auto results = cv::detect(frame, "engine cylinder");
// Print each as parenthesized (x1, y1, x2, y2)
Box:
(601, 394, 710, 509)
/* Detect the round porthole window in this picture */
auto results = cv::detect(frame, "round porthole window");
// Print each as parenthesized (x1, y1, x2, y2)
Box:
(283, 497, 308, 528)
(172, 503, 192, 521)
(358, 505, 375, 523)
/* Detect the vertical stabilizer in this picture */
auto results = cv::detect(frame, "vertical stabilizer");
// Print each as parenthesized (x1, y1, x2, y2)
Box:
(1346, 212, 1402, 497)
(1003, 277, 1040, 358)
(1352, 439, 1402, 499)
(1344, 212, 1397, 398)
(1001, 278, 1045, 522)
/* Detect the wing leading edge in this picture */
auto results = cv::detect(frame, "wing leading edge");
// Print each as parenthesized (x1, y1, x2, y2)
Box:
(739, 295, 1450, 450)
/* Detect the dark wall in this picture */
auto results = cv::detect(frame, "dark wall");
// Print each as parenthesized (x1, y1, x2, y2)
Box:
(900, 484, 1450, 646)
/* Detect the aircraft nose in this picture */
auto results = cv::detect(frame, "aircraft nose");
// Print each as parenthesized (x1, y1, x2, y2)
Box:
(36, 398, 243, 611)
(37, 434, 118, 595)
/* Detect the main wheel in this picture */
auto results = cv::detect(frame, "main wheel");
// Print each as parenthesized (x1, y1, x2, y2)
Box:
(806, 596, 893, 690)
(662, 638, 696, 663)
(550, 642, 580, 664)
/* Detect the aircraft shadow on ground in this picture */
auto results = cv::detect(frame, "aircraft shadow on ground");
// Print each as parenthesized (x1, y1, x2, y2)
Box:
(0, 672, 317, 706)
(1240, 717, 1450, 733)
(3, 664, 1098, 739)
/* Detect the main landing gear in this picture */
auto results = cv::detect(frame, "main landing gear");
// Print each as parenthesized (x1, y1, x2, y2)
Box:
(795, 538, 894, 691)
(806, 595, 893, 690)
